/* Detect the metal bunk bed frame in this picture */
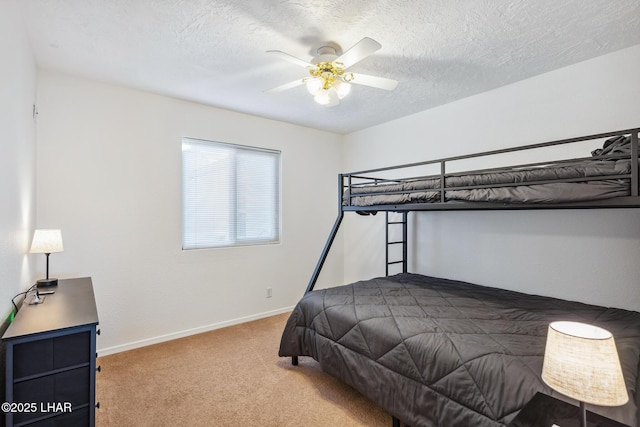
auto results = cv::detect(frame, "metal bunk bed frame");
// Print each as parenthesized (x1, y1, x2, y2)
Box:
(306, 127, 640, 295)
(292, 128, 639, 426)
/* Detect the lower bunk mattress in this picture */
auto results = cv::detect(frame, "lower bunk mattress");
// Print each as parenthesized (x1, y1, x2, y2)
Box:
(279, 273, 640, 427)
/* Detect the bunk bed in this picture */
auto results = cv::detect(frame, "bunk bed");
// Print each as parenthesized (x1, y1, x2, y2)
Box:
(279, 128, 640, 427)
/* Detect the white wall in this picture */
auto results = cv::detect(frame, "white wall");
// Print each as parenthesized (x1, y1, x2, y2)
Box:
(35, 71, 344, 354)
(18, 29, 640, 357)
(343, 44, 640, 311)
(0, 0, 37, 320)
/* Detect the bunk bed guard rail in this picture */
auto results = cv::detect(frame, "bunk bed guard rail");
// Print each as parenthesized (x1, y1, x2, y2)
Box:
(306, 128, 639, 294)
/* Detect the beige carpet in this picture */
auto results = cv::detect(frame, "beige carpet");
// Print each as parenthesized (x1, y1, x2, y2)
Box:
(96, 313, 390, 427)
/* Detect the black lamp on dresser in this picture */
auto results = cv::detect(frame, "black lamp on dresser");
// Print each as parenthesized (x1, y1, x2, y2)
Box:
(2, 277, 100, 427)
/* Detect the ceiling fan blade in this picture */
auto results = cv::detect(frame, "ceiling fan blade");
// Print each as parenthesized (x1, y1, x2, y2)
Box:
(336, 37, 382, 69)
(265, 79, 304, 94)
(350, 73, 398, 91)
(267, 50, 313, 68)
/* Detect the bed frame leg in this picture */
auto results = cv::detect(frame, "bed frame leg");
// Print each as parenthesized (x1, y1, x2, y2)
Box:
(306, 211, 344, 294)
(392, 415, 400, 427)
(292, 356, 298, 366)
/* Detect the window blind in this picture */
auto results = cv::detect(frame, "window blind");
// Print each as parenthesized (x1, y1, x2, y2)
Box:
(182, 138, 281, 249)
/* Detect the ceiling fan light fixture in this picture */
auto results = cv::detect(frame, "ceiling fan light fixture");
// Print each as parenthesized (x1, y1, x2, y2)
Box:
(333, 80, 351, 99)
(305, 77, 324, 96)
(267, 37, 397, 107)
(313, 90, 332, 105)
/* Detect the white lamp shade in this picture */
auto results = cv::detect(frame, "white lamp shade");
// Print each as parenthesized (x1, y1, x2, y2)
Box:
(30, 229, 64, 254)
(542, 321, 628, 407)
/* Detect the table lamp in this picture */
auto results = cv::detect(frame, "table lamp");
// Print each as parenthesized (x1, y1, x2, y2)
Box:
(541, 321, 628, 427)
(30, 229, 64, 287)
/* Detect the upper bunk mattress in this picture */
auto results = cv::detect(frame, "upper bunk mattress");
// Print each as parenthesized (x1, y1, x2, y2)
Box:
(279, 273, 640, 427)
(345, 135, 635, 206)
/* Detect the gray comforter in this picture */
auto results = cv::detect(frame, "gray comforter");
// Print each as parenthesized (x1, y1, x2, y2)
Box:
(279, 274, 640, 426)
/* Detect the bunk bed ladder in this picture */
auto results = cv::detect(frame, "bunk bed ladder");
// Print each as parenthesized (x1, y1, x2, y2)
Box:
(385, 211, 408, 275)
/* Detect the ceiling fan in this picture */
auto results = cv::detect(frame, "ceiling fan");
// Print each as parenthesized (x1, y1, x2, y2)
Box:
(266, 37, 398, 107)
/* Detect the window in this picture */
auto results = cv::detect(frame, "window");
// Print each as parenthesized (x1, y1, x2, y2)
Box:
(182, 138, 281, 249)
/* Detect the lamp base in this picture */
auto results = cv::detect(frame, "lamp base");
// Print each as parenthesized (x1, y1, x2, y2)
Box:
(36, 278, 58, 287)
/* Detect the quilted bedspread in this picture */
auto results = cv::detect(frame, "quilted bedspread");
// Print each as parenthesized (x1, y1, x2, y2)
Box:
(279, 273, 640, 427)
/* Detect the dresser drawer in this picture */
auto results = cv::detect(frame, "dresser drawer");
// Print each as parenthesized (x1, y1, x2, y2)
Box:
(21, 406, 89, 427)
(13, 332, 91, 378)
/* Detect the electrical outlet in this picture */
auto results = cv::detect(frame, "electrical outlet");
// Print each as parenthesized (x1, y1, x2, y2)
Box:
(266, 287, 272, 298)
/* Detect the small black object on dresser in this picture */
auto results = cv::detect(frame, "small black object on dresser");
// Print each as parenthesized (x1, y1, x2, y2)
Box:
(509, 392, 629, 427)
(2, 277, 100, 427)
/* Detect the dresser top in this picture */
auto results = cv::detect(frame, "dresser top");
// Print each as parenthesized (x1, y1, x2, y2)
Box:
(2, 277, 99, 340)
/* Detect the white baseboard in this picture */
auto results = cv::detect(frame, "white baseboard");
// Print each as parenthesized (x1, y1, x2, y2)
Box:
(97, 306, 294, 357)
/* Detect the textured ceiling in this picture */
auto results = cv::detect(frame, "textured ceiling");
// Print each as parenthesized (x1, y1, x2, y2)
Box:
(17, 0, 640, 134)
